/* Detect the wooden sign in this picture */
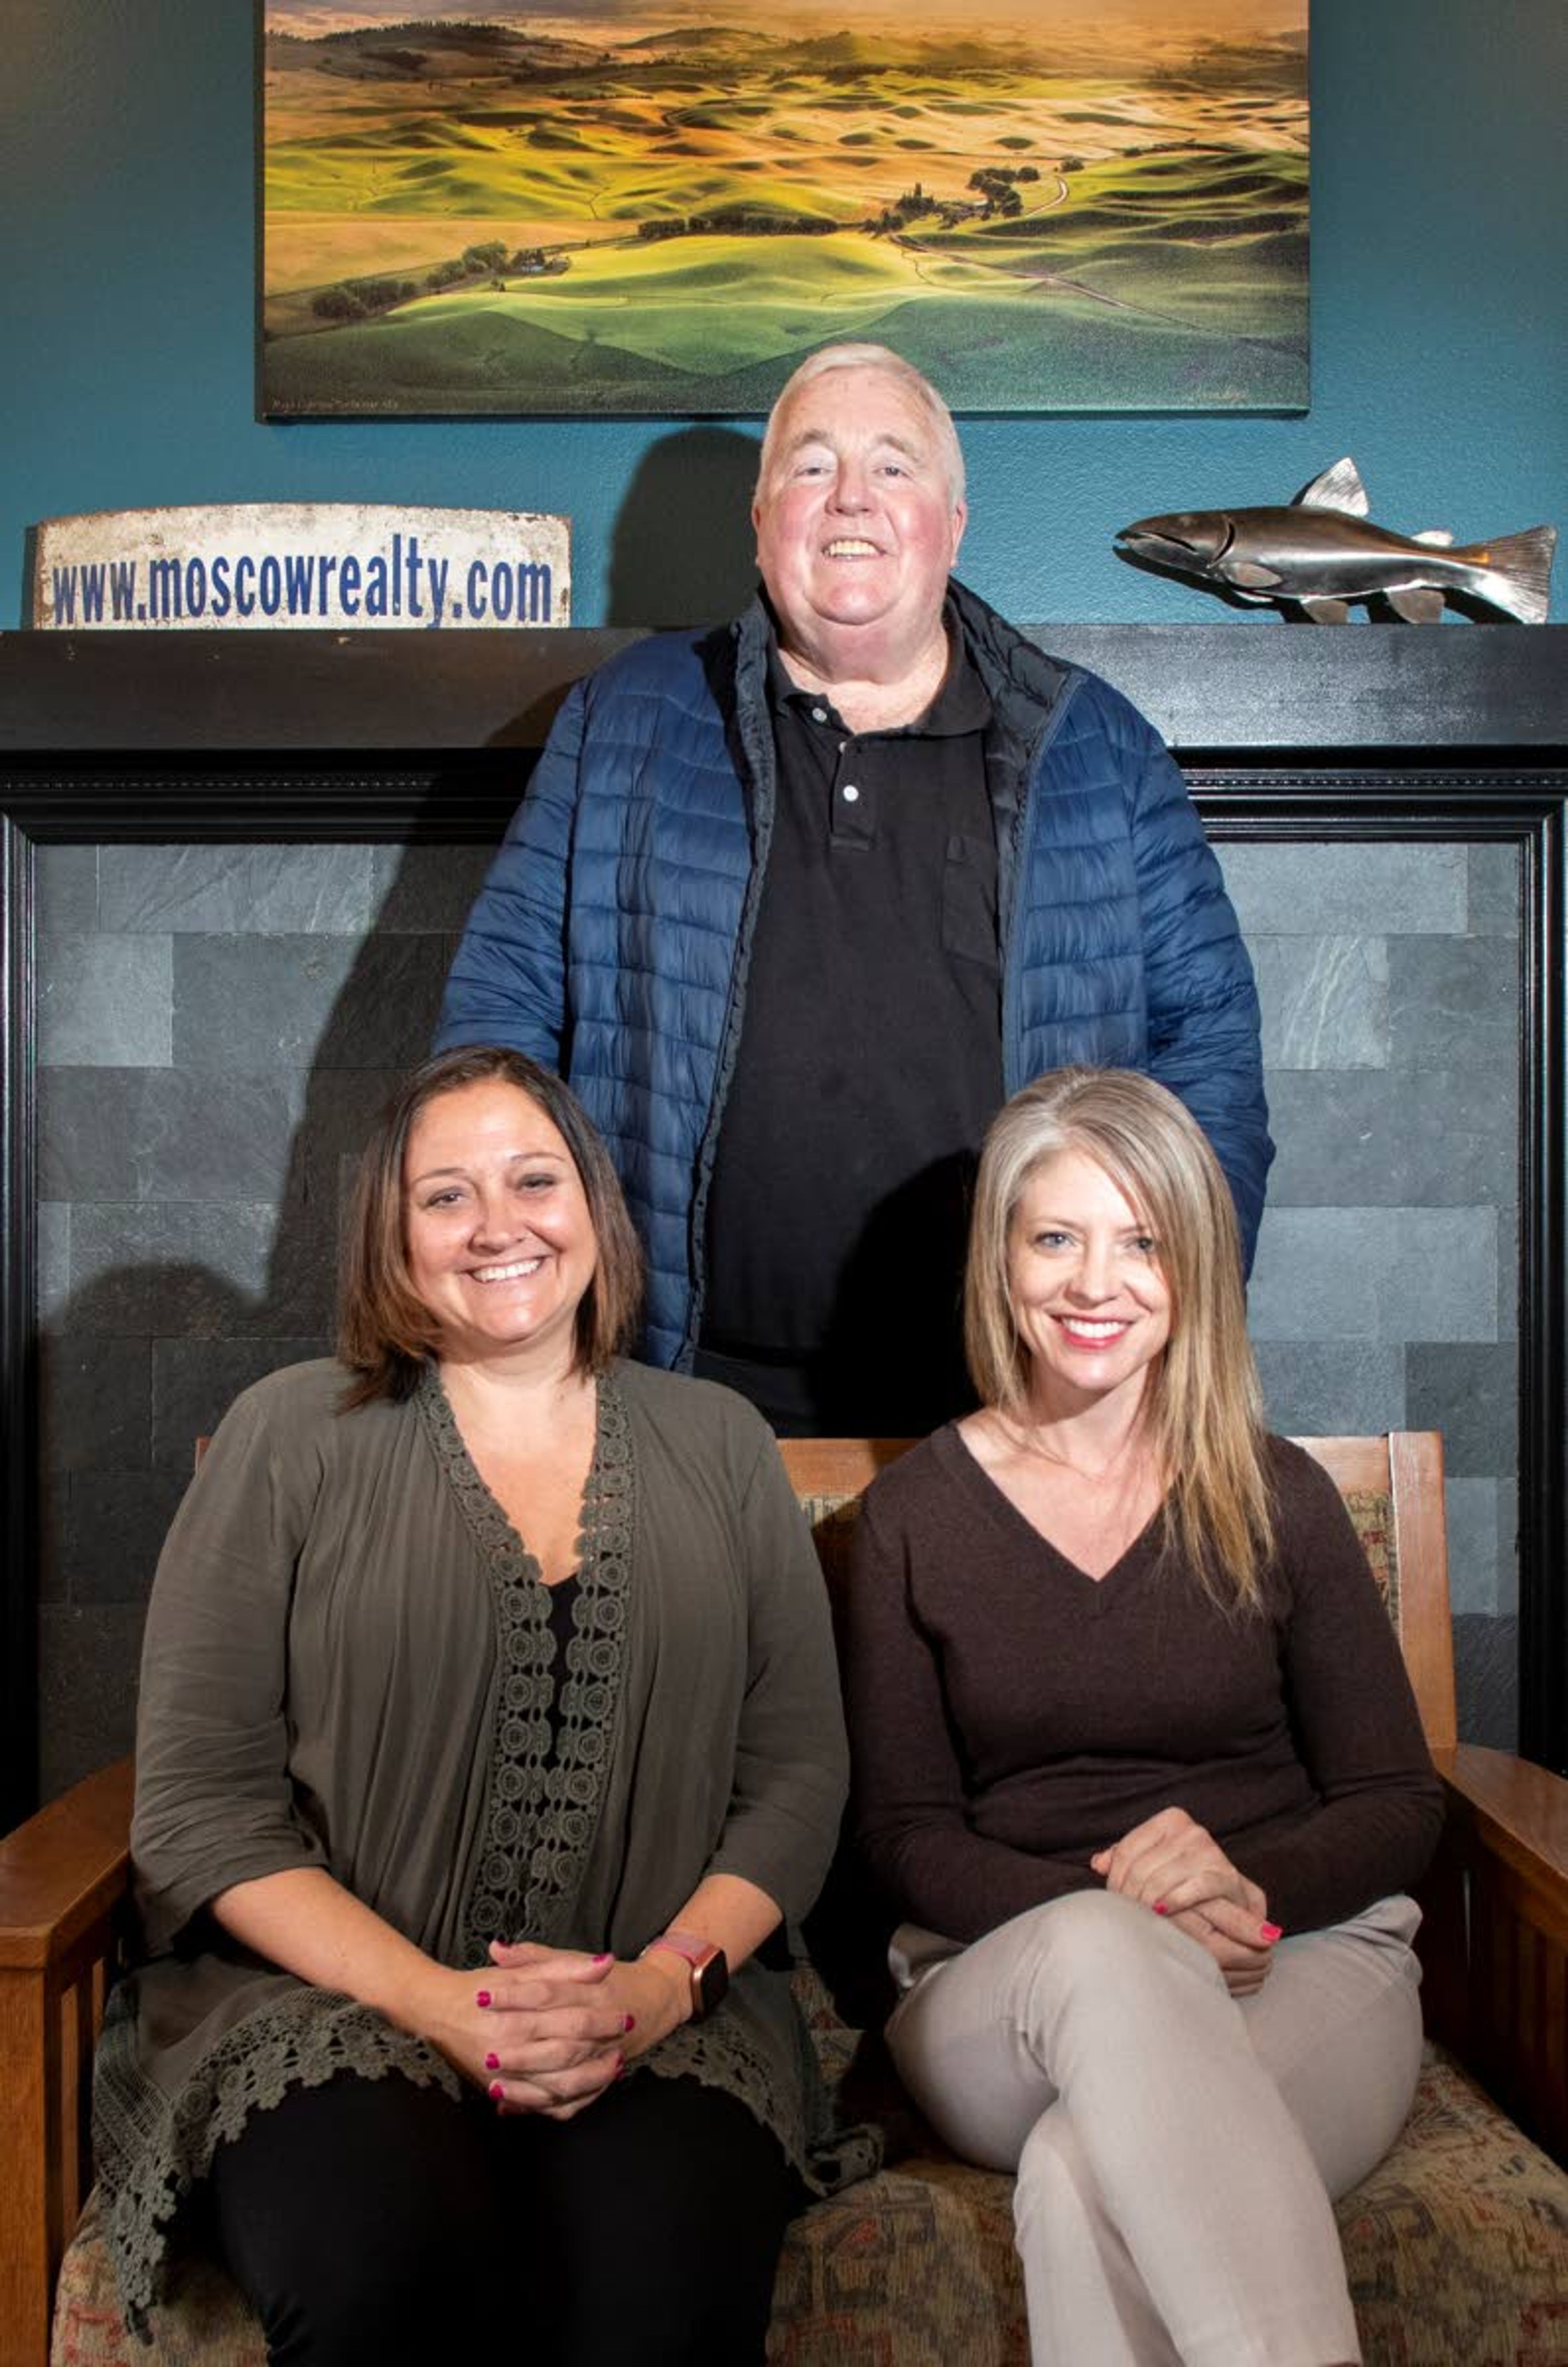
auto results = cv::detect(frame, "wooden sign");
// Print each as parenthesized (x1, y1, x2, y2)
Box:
(31, 503, 571, 630)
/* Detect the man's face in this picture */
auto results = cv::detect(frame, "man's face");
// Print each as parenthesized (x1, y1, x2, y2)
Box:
(753, 366, 966, 670)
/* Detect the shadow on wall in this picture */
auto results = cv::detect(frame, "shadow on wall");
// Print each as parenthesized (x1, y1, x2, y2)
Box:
(36, 836, 494, 1801)
(605, 427, 762, 629)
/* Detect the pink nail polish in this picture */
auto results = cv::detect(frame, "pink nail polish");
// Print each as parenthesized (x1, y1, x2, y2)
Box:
(1260, 1921, 1284, 1942)
(1152, 1901, 1168, 1916)
(622, 2012, 636, 2033)
(475, 1989, 492, 2008)
(488, 2079, 504, 2101)
(592, 1952, 612, 1965)
(484, 2052, 501, 2071)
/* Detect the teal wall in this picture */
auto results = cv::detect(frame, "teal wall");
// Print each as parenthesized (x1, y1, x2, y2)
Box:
(3, 0, 1565, 631)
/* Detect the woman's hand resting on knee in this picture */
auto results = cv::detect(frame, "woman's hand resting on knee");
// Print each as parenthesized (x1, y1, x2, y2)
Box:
(1090, 1808, 1282, 1997)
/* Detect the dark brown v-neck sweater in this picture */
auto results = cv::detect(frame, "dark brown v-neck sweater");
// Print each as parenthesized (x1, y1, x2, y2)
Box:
(844, 1427, 1442, 1943)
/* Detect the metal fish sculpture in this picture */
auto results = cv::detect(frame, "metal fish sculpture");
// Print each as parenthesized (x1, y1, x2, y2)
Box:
(1116, 458, 1556, 623)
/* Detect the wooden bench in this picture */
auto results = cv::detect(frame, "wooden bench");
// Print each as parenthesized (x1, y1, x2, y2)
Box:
(3, 1432, 1567, 2365)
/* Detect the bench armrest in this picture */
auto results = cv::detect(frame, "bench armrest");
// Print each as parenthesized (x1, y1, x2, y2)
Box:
(1433, 1743, 1568, 2165)
(0, 1755, 134, 2366)
(0, 1756, 134, 1972)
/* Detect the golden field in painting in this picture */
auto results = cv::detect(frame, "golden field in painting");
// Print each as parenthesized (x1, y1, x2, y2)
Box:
(260, 3, 1308, 414)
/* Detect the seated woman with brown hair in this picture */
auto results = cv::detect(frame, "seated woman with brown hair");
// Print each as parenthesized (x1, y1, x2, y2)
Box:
(843, 1066, 1443, 2367)
(93, 1046, 849, 2366)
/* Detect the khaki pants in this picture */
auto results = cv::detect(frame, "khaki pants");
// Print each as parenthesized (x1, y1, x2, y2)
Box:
(885, 1889, 1423, 2367)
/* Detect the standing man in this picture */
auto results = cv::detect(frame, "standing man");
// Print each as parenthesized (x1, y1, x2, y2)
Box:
(436, 344, 1271, 1433)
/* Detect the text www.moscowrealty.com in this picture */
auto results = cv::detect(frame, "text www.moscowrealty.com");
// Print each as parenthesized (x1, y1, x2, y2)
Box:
(47, 533, 553, 628)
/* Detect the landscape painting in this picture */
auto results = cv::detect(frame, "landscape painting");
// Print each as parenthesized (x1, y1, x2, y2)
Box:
(260, 0, 1308, 417)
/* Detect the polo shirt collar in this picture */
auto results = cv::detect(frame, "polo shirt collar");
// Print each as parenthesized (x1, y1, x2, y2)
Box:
(765, 597, 991, 736)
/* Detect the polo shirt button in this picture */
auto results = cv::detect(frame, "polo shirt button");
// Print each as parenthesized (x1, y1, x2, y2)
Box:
(811, 706, 829, 723)
(842, 784, 860, 803)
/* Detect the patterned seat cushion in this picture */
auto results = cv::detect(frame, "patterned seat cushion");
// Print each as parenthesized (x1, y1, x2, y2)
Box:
(1337, 2047, 1568, 2367)
(54, 2039, 1568, 2367)
(770, 1964, 1568, 2367)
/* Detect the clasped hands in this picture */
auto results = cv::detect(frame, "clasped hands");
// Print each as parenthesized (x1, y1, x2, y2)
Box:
(1091, 1807, 1282, 1996)
(416, 1939, 693, 2120)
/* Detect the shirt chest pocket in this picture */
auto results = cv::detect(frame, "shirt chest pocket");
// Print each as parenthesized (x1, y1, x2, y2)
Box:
(941, 834, 1000, 972)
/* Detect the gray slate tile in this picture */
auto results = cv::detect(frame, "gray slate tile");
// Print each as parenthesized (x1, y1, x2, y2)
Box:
(1252, 937, 1389, 1070)
(38, 934, 172, 1067)
(56, 1470, 189, 1605)
(1264, 1068, 1515, 1208)
(1388, 937, 1520, 1072)
(63, 1203, 334, 1338)
(173, 934, 449, 1070)
(1451, 1613, 1517, 1750)
(372, 844, 497, 932)
(152, 1339, 329, 1473)
(39, 1068, 307, 1203)
(291, 1069, 406, 1206)
(37, 1204, 71, 1329)
(38, 1336, 151, 1474)
(1497, 1206, 1519, 1344)
(38, 1474, 69, 1605)
(35, 845, 99, 933)
(38, 1071, 141, 1201)
(1494, 1482, 1519, 1618)
(1246, 1207, 1497, 1343)
(1215, 842, 1466, 936)
(1467, 843, 1521, 936)
(38, 1606, 146, 1803)
(1405, 1342, 1516, 1476)
(1254, 1342, 1405, 1438)
(1444, 1478, 1501, 1615)
(100, 844, 375, 934)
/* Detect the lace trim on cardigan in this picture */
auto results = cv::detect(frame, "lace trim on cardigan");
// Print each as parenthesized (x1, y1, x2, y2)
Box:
(415, 1367, 635, 1960)
(94, 1978, 459, 2338)
(632, 1982, 883, 2199)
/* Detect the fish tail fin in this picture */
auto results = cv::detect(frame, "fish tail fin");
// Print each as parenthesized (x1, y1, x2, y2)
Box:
(1470, 525, 1557, 623)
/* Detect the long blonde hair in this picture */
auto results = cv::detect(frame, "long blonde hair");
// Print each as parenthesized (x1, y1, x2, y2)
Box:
(965, 1068, 1274, 1610)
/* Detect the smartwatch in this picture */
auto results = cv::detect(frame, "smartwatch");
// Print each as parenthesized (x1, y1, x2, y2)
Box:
(640, 1926, 729, 2022)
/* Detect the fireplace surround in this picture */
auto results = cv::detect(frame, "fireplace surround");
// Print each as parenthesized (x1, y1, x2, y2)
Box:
(2, 622, 1564, 1824)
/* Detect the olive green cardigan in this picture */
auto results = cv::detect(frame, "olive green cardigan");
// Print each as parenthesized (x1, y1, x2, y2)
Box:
(94, 1358, 850, 2331)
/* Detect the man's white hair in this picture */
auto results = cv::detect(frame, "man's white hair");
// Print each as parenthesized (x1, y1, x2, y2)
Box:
(756, 343, 966, 510)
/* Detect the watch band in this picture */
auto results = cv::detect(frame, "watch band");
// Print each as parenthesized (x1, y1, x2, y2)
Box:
(640, 1928, 729, 2021)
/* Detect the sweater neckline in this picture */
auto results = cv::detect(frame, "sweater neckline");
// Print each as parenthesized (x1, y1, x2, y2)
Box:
(930, 1418, 1167, 1599)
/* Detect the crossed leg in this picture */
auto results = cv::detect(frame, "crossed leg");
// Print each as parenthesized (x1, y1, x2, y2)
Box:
(885, 1889, 1423, 2367)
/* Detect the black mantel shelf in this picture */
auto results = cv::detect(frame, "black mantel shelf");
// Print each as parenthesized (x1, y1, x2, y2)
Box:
(3, 623, 1567, 757)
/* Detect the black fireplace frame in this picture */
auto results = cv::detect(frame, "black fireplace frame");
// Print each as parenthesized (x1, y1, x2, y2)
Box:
(3, 624, 1565, 1824)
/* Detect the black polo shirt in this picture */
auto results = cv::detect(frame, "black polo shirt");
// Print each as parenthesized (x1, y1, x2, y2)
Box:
(697, 624, 1002, 1433)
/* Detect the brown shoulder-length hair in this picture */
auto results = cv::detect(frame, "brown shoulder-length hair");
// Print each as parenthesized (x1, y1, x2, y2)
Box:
(964, 1067, 1274, 1611)
(336, 1046, 644, 1407)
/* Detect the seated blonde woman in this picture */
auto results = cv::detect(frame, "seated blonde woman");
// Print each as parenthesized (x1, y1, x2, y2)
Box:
(93, 1046, 848, 2366)
(844, 1066, 1443, 2367)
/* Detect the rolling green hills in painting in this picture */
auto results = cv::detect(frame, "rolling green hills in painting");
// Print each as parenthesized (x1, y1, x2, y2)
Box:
(261, 9, 1308, 414)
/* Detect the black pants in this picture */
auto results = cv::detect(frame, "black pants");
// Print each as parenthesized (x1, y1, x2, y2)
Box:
(206, 2068, 800, 2365)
